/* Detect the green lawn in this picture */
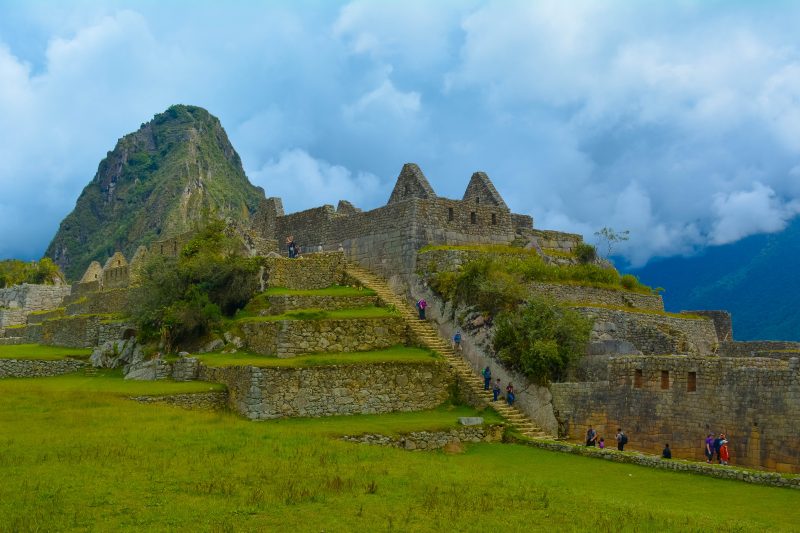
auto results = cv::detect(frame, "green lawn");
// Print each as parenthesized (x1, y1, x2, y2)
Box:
(0, 343, 92, 360)
(197, 346, 440, 368)
(0, 373, 795, 531)
(266, 285, 376, 297)
(236, 305, 398, 322)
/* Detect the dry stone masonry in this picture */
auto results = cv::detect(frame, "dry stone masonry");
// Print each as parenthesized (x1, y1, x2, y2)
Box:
(0, 358, 87, 378)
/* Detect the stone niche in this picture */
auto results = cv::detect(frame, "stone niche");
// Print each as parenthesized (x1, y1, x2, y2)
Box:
(199, 361, 453, 420)
(237, 316, 411, 357)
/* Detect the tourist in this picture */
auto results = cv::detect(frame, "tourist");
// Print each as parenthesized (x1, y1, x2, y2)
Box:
(286, 236, 297, 258)
(598, 437, 605, 449)
(720, 435, 730, 465)
(586, 426, 597, 447)
(616, 428, 628, 451)
(492, 379, 501, 402)
(482, 366, 491, 390)
(453, 331, 462, 351)
(662, 443, 672, 459)
(713, 433, 723, 463)
(506, 382, 515, 406)
(416, 298, 427, 320)
(704, 433, 714, 463)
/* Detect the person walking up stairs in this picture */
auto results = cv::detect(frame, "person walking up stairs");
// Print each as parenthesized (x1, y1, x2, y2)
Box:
(346, 264, 550, 439)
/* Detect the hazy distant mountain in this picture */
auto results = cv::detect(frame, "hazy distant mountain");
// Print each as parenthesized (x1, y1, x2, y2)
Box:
(46, 105, 265, 280)
(630, 217, 800, 341)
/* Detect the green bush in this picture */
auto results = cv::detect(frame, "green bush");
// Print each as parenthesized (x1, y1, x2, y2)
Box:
(493, 298, 592, 384)
(132, 220, 259, 350)
(0, 258, 64, 288)
(574, 243, 597, 264)
(620, 274, 638, 290)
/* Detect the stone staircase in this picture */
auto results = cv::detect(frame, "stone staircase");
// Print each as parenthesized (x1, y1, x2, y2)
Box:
(346, 265, 550, 439)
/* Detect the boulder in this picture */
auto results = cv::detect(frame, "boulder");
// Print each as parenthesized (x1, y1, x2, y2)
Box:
(90, 338, 143, 368)
(458, 417, 484, 426)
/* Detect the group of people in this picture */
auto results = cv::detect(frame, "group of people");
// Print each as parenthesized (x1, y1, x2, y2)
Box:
(704, 433, 731, 465)
(481, 367, 517, 406)
(585, 426, 629, 451)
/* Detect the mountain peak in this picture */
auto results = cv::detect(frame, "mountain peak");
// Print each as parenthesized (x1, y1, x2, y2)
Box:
(47, 105, 266, 280)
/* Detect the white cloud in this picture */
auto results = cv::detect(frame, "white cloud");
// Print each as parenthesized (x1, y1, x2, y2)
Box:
(710, 183, 800, 245)
(249, 149, 389, 213)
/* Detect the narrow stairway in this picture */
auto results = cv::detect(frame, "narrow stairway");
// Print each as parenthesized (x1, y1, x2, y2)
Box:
(346, 264, 550, 439)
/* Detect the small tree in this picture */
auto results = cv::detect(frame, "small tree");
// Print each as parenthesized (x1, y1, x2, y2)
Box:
(594, 227, 630, 258)
(493, 298, 592, 385)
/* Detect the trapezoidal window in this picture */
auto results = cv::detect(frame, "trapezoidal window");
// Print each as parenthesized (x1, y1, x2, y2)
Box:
(448, 207, 454, 221)
(470, 212, 477, 224)
(476, 197, 480, 204)
(634, 369, 643, 389)
(661, 370, 670, 390)
(687, 372, 697, 392)
(491, 213, 497, 225)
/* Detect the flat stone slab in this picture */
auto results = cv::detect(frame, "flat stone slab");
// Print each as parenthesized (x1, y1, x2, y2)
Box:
(458, 417, 484, 426)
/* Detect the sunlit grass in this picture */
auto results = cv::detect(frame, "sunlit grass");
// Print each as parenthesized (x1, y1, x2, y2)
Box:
(235, 305, 398, 322)
(265, 285, 376, 297)
(197, 346, 439, 368)
(0, 353, 796, 531)
(0, 344, 92, 360)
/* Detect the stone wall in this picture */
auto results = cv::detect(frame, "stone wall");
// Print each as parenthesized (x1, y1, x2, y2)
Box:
(13, 316, 134, 348)
(263, 253, 346, 290)
(64, 289, 133, 316)
(0, 308, 26, 328)
(685, 310, 733, 342)
(342, 424, 504, 450)
(719, 340, 800, 358)
(550, 355, 800, 473)
(574, 306, 718, 355)
(128, 391, 228, 411)
(0, 358, 87, 378)
(26, 309, 65, 325)
(237, 316, 410, 357)
(265, 294, 378, 314)
(527, 229, 583, 253)
(199, 361, 452, 419)
(0, 284, 71, 312)
(529, 282, 664, 311)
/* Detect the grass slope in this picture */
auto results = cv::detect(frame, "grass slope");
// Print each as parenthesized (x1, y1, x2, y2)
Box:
(0, 372, 795, 531)
(0, 344, 92, 360)
(235, 306, 398, 322)
(265, 286, 377, 297)
(197, 346, 439, 368)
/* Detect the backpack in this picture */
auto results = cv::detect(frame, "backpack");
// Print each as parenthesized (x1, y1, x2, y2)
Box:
(621, 433, 628, 445)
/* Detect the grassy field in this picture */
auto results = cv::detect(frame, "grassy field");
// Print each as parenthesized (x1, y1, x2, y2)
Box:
(197, 346, 440, 368)
(265, 285, 377, 297)
(0, 343, 92, 360)
(235, 305, 398, 322)
(0, 372, 797, 531)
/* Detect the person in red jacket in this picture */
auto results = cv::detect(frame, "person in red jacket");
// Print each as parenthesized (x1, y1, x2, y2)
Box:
(719, 434, 730, 465)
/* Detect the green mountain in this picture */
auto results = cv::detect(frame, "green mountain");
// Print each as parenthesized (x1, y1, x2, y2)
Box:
(46, 105, 266, 281)
(630, 216, 800, 341)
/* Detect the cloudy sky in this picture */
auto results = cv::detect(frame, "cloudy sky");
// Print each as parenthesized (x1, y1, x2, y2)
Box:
(2, 0, 800, 265)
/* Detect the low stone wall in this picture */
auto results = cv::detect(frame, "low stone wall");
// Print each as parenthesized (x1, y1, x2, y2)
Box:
(64, 289, 133, 316)
(263, 252, 346, 290)
(574, 306, 718, 355)
(0, 284, 70, 312)
(529, 282, 664, 311)
(719, 340, 800, 358)
(519, 439, 800, 490)
(238, 316, 410, 357)
(266, 294, 378, 314)
(0, 337, 25, 345)
(12, 316, 135, 348)
(26, 308, 65, 325)
(128, 391, 228, 411)
(199, 361, 452, 420)
(342, 425, 504, 450)
(0, 358, 87, 378)
(528, 229, 583, 253)
(684, 310, 733, 343)
(0, 308, 26, 328)
(550, 355, 800, 473)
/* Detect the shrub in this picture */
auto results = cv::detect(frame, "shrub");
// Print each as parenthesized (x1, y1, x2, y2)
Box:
(132, 220, 259, 350)
(620, 274, 638, 290)
(574, 243, 597, 264)
(493, 298, 593, 384)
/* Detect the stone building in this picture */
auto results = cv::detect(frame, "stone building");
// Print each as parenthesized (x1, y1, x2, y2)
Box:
(253, 163, 535, 275)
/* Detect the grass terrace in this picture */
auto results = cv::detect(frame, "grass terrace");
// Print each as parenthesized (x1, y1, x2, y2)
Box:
(568, 302, 707, 320)
(0, 368, 796, 531)
(197, 346, 440, 368)
(235, 305, 398, 323)
(0, 344, 92, 361)
(265, 285, 377, 297)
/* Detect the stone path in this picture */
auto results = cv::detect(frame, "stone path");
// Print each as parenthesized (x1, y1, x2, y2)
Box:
(346, 265, 550, 439)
